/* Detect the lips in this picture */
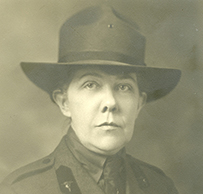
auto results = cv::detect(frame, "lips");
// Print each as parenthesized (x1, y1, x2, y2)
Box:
(96, 122, 120, 130)
(97, 122, 119, 127)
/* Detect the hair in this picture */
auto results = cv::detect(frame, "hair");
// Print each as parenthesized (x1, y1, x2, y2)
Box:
(50, 66, 79, 102)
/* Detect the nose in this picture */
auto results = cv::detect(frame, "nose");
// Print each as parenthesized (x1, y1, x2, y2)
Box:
(100, 87, 118, 113)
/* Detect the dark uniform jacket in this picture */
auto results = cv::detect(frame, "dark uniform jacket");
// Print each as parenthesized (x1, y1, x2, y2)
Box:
(0, 135, 179, 194)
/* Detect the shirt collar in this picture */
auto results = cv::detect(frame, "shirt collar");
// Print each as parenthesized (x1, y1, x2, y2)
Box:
(65, 127, 126, 183)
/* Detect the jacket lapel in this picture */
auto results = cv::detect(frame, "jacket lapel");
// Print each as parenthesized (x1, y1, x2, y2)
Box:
(125, 160, 145, 194)
(56, 165, 81, 194)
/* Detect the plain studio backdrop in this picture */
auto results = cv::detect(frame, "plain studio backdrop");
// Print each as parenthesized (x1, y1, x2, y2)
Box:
(0, 0, 203, 194)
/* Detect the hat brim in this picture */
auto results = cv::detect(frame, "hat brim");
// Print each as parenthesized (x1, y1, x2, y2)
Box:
(21, 60, 181, 102)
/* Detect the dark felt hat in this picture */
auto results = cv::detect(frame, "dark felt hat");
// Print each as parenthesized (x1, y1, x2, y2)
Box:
(21, 5, 181, 102)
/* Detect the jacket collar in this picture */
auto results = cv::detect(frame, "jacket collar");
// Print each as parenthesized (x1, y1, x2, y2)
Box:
(66, 128, 106, 183)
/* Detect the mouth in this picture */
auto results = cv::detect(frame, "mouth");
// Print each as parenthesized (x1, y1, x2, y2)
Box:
(96, 122, 120, 130)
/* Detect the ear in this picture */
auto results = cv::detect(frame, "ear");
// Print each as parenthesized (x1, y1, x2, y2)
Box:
(52, 90, 71, 117)
(138, 92, 147, 112)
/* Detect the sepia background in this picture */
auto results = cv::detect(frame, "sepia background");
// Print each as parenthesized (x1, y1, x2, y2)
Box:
(0, 0, 203, 193)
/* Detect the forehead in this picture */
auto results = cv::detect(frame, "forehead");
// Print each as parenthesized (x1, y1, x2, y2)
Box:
(71, 66, 138, 81)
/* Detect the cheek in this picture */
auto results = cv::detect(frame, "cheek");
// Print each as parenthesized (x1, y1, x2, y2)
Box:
(121, 96, 139, 116)
(120, 97, 140, 138)
(68, 93, 98, 122)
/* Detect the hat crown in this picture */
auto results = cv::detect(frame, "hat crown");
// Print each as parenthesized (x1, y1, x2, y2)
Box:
(58, 5, 146, 66)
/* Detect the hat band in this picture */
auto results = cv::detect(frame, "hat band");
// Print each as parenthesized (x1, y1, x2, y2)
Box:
(58, 51, 146, 66)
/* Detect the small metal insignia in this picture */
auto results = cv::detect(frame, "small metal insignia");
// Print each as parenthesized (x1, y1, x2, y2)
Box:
(108, 24, 114, 28)
(62, 181, 73, 192)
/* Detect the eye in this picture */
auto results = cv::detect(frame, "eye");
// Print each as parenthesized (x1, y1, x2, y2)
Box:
(117, 84, 132, 92)
(83, 81, 100, 90)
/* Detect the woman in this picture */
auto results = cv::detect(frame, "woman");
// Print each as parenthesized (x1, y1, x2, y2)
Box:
(0, 5, 181, 194)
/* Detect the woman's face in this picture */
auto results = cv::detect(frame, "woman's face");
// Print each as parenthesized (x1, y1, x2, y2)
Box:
(55, 67, 146, 155)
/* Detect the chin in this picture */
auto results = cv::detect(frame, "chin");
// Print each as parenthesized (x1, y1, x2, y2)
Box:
(93, 139, 126, 155)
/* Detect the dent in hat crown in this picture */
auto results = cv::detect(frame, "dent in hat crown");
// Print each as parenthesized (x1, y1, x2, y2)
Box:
(58, 5, 146, 66)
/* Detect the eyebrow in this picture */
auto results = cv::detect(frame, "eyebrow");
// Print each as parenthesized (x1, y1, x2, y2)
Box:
(117, 74, 137, 83)
(78, 72, 103, 80)
(78, 72, 137, 83)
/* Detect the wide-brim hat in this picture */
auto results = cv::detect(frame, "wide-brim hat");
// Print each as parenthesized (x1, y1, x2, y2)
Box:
(21, 5, 181, 103)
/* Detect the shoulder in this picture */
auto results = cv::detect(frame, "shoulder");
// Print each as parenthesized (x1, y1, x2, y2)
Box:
(126, 154, 179, 193)
(2, 154, 55, 186)
(0, 154, 56, 194)
(0, 136, 71, 194)
(126, 154, 166, 176)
